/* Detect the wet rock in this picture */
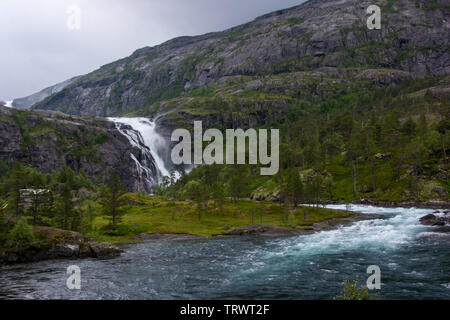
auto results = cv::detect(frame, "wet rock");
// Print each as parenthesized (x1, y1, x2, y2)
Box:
(420, 214, 440, 225)
(50, 243, 80, 258)
(0, 227, 123, 265)
(89, 242, 122, 259)
(79, 243, 93, 258)
(136, 233, 205, 241)
(434, 226, 450, 233)
(224, 225, 309, 237)
(312, 213, 385, 232)
(419, 214, 450, 226)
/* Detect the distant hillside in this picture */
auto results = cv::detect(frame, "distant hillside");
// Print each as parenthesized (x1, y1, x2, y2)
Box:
(12, 76, 81, 110)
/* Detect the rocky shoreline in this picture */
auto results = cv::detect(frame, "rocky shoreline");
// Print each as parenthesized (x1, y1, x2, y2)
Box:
(3, 206, 448, 266)
(221, 212, 384, 237)
(0, 226, 122, 266)
(132, 212, 385, 240)
(327, 200, 450, 210)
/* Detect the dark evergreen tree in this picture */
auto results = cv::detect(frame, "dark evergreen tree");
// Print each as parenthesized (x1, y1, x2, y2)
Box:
(100, 172, 127, 229)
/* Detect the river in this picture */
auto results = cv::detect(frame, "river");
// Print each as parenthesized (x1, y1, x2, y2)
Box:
(0, 205, 449, 300)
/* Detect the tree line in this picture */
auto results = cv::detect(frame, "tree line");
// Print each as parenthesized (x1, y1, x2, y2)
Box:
(0, 162, 128, 251)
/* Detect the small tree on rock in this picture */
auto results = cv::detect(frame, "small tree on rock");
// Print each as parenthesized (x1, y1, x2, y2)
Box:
(8, 217, 35, 253)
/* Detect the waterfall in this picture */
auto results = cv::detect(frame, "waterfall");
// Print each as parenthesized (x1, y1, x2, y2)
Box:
(108, 117, 171, 189)
(5, 100, 13, 108)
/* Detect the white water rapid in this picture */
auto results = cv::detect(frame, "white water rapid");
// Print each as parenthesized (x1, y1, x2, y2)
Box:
(264, 204, 439, 257)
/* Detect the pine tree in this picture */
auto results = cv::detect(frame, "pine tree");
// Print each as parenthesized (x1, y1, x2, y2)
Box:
(100, 172, 127, 229)
(29, 189, 52, 226)
(230, 166, 246, 202)
(8, 217, 35, 253)
(0, 207, 10, 248)
(284, 167, 303, 207)
(4, 162, 28, 217)
(56, 184, 74, 230)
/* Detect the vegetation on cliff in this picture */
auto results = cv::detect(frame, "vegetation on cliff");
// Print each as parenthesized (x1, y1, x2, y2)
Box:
(158, 75, 449, 204)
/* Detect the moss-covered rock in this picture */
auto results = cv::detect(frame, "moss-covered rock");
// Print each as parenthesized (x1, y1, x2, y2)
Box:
(0, 226, 122, 265)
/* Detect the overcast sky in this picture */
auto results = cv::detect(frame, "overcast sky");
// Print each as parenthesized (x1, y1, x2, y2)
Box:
(0, 0, 305, 100)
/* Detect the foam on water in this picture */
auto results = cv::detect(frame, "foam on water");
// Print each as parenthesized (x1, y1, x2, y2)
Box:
(263, 205, 434, 258)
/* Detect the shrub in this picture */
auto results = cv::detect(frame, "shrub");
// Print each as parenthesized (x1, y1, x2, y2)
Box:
(334, 277, 372, 300)
(8, 217, 35, 253)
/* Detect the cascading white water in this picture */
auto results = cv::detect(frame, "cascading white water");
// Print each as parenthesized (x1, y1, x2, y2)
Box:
(260, 205, 436, 258)
(108, 117, 171, 188)
(5, 100, 13, 108)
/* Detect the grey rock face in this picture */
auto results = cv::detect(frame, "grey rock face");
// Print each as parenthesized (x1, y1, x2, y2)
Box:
(32, 0, 449, 117)
(0, 105, 157, 192)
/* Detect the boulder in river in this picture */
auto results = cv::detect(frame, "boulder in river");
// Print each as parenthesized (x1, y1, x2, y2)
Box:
(419, 214, 450, 226)
(89, 242, 123, 259)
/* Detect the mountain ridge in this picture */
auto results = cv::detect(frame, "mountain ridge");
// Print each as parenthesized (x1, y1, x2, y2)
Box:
(31, 0, 449, 117)
(11, 76, 82, 110)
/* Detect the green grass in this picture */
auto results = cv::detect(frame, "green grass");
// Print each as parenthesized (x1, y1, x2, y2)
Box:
(29, 125, 54, 137)
(284, 17, 305, 27)
(88, 194, 352, 243)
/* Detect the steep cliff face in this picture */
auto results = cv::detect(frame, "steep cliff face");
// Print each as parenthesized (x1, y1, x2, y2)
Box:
(0, 106, 157, 192)
(32, 0, 449, 117)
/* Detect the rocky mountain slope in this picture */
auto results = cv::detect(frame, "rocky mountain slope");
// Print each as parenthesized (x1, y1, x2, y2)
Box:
(32, 0, 449, 117)
(11, 76, 81, 110)
(0, 105, 157, 192)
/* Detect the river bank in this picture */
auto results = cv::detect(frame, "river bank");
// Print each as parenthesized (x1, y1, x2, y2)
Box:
(1, 204, 448, 300)
(324, 199, 450, 210)
(0, 200, 378, 266)
(0, 226, 122, 266)
(2, 197, 448, 266)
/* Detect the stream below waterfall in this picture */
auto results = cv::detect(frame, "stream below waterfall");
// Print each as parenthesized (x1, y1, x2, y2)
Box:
(0, 205, 449, 300)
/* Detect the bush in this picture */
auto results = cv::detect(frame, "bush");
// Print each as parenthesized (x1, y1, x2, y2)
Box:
(8, 217, 35, 253)
(99, 224, 146, 237)
(334, 277, 372, 300)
